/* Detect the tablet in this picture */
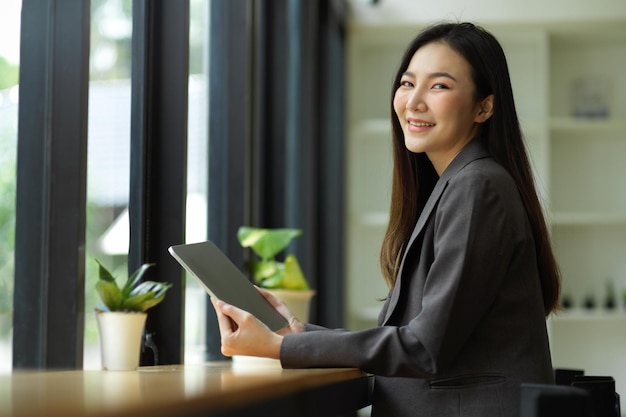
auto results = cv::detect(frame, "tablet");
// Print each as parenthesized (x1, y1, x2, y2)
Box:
(168, 240, 288, 331)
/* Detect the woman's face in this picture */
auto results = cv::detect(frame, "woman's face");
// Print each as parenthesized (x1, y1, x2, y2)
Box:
(393, 41, 493, 175)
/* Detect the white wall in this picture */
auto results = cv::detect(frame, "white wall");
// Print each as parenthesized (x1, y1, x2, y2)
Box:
(347, 0, 626, 26)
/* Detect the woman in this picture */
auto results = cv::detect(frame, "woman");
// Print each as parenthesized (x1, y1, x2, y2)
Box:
(212, 22, 561, 417)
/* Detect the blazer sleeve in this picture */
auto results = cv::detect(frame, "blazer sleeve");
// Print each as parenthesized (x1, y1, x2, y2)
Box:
(281, 166, 526, 377)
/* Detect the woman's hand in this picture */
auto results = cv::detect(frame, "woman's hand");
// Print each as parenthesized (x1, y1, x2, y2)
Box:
(256, 286, 306, 335)
(210, 287, 305, 359)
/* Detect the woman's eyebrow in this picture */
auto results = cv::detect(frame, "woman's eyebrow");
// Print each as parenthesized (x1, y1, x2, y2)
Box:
(401, 70, 457, 82)
(430, 71, 457, 81)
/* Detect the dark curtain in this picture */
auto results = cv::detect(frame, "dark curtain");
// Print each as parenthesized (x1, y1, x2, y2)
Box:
(206, 0, 347, 360)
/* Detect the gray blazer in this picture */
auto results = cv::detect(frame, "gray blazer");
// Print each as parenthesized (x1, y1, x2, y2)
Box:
(281, 138, 554, 417)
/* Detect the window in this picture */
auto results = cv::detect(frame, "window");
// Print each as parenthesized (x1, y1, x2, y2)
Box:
(184, 0, 210, 364)
(0, 0, 21, 372)
(10, 0, 346, 370)
(84, 0, 209, 369)
(13, 0, 189, 369)
(84, 0, 133, 369)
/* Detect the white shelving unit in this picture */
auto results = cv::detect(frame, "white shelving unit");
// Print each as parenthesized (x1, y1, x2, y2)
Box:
(345, 19, 626, 399)
(547, 23, 626, 307)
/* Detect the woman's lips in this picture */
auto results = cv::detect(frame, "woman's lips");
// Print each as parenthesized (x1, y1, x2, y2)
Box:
(407, 119, 435, 132)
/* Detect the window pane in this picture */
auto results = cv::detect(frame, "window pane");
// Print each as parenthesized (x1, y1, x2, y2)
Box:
(84, 0, 133, 370)
(185, 0, 209, 364)
(0, 0, 21, 373)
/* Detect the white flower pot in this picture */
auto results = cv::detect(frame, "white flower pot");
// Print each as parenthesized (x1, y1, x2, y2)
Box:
(267, 289, 316, 322)
(95, 309, 147, 371)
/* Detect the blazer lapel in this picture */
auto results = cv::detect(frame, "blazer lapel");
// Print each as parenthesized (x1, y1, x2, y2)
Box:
(382, 139, 490, 325)
(382, 178, 448, 324)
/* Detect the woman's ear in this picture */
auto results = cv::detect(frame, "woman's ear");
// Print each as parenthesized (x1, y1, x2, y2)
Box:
(475, 94, 494, 123)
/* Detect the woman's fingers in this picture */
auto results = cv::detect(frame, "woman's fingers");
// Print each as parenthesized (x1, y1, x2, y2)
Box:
(210, 296, 282, 358)
(256, 286, 283, 308)
(211, 298, 244, 356)
(255, 286, 294, 320)
(211, 297, 245, 336)
(254, 287, 306, 335)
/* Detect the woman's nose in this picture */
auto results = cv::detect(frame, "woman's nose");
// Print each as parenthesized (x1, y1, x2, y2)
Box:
(406, 89, 426, 111)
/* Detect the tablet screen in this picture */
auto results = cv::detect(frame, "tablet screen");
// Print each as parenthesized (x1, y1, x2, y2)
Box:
(169, 241, 288, 331)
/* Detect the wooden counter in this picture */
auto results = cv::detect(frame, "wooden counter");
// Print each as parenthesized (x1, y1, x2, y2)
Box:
(0, 362, 372, 417)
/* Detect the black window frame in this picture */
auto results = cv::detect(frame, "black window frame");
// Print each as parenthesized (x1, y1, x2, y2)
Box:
(13, 0, 91, 369)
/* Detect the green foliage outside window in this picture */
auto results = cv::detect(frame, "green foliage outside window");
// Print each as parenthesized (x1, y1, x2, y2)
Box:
(0, 57, 18, 90)
(0, 96, 16, 337)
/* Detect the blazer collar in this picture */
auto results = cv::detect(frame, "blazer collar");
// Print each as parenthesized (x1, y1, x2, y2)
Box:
(382, 138, 490, 325)
(404, 138, 490, 260)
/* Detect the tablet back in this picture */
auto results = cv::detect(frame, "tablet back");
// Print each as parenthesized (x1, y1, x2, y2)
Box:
(168, 241, 288, 331)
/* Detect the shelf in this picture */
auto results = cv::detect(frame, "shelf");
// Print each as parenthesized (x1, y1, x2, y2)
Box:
(549, 310, 626, 322)
(349, 118, 391, 137)
(549, 117, 626, 133)
(550, 212, 626, 226)
(352, 211, 389, 227)
(355, 306, 383, 321)
(359, 212, 626, 227)
(354, 117, 626, 136)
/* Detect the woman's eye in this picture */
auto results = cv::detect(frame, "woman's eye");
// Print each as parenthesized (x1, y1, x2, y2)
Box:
(432, 83, 449, 90)
(399, 80, 413, 88)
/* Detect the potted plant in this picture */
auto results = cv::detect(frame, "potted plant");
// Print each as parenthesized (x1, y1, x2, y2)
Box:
(94, 260, 171, 371)
(237, 226, 315, 322)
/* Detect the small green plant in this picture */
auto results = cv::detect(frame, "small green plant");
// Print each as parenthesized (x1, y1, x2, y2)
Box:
(95, 260, 172, 312)
(237, 226, 309, 290)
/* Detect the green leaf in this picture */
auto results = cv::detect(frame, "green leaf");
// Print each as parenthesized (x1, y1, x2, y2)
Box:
(95, 259, 116, 282)
(96, 280, 123, 311)
(258, 274, 285, 289)
(121, 263, 155, 297)
(283, 254, 309, 290)
(121, 281, 172, 312)
(134, 293, 167, 312)
(130, 281, 172, 297)
(252, 260, 285, 287)
(121, 292, 154, 311)
(250, 259, 281, 281)
(237, 226, 301, 260)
